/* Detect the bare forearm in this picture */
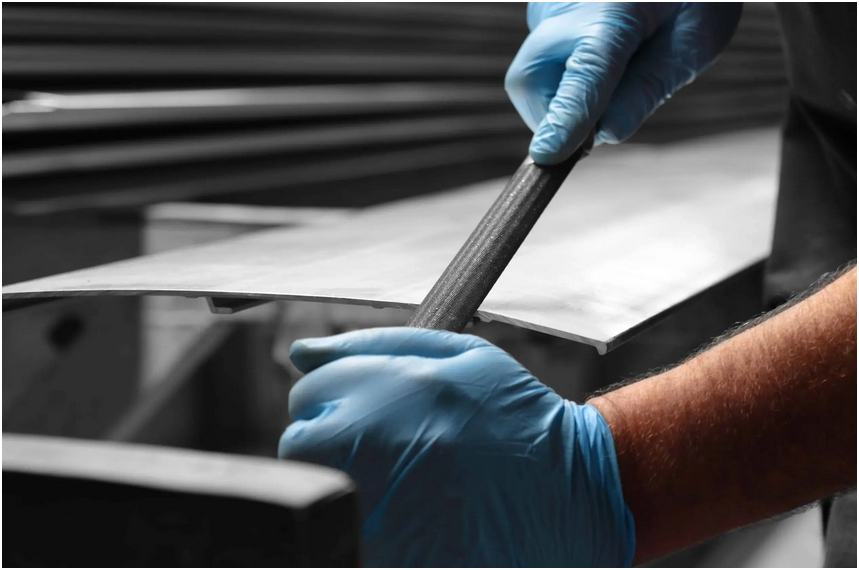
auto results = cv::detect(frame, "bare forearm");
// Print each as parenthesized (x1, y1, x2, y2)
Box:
(590, 267, 857, 564)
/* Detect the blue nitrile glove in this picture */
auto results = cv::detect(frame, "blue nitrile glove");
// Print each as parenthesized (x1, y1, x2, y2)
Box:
(505, 2, 743, 164)
(279, 327, 634, 567)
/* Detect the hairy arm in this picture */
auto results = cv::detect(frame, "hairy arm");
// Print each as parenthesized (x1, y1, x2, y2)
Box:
(590, 266, 857, 564)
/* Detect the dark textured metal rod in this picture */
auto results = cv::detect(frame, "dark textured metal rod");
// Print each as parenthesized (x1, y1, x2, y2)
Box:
(407, 135, 593, 332)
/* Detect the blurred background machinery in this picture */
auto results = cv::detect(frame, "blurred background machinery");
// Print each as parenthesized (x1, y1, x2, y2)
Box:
(3, 3, 819, 567)
(3, 2, 786, 214)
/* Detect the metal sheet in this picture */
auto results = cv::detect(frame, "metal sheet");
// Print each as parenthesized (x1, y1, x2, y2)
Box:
(2, 129, 781, 353)
(7, 137, 527, 215)
(2, 84, 509, 132)
(4, 114, 524, 178)
(3, 434, 360, 565)
(3, 47, 511, 78)
(3, 433, 352, 509)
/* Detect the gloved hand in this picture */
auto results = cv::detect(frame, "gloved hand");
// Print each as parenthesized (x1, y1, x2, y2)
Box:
(505, 2, 743, 164)
(279, 327, 635, 567)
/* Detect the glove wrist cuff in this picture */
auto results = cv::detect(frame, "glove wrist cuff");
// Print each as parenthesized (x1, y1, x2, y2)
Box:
(566, 402, 637, 566)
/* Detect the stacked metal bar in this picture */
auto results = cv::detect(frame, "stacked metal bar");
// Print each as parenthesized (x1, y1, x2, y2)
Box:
(3, 3, 786, 215)
(2, 3, 530, 215)
(4, 434, 360, 566)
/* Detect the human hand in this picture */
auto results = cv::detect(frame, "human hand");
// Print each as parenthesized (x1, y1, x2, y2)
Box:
(279, 327, 634, 567)
(505, 2, 743, 164)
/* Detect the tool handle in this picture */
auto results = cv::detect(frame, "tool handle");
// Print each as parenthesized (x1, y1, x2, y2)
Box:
(407, 136, 593, 332)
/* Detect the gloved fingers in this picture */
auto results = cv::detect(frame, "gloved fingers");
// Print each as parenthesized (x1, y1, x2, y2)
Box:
(526, 2, 579, 32)
(289, 327, 492, 374)
(595, 5, 743, 145)
(526, 2, 550, 31)
(288, 353, 397, 420)
(505, 55, 563, 133)
(528, 37, 633, 165)
(593, 25, 690, 145)
(281, 356, 429, 465)
(278, 412, 353, 466)
(278, 419, 316, 460)
(288, 351, 451, 421)
(505, 16, 582, 134)
(280, 399, 414, 518)
(281, 359, 382, 465)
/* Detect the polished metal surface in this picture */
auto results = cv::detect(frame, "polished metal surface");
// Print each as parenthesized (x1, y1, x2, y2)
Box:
(3, 433, 354, 508)
(2, 129, 781, 353)
(408, 135, 592, 332)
